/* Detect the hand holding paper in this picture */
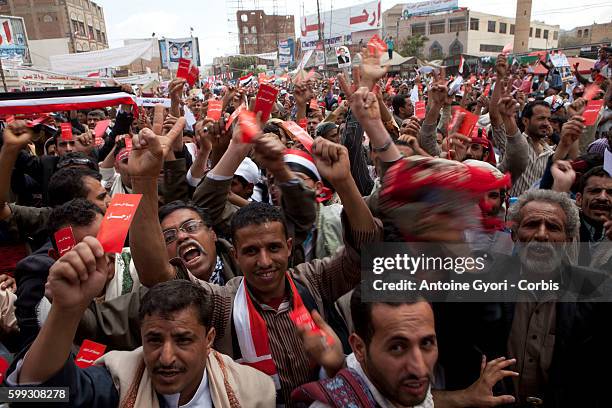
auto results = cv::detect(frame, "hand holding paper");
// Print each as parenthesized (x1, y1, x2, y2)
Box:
(279, 120, 314, 152)
(96, 193, 142, 254)
(293, 308, 342, 376)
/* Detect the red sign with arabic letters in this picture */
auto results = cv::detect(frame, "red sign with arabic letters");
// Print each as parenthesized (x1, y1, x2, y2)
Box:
(60, 123, 73, 141)
(414, 101, 426, 120)
(96, 193, 142, 254)
(289, 305, 334, 346)
(225, 104, 244, 131)
(238, 110, 261, 143)
(253, 84, 279, 123)
(75, 339, 107, 368)
(54, 226, 76, 257)
(583, 100, 604, 126)
(206, 99, 222, 121)
(176, 58, 199, 86)
(280, 121, 314, 153)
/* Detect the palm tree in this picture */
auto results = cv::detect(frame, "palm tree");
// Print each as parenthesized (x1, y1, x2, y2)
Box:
(399, 34, 429, 58)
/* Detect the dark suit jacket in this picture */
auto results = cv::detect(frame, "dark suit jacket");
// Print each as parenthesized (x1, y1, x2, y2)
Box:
(434, 253, 612, 407)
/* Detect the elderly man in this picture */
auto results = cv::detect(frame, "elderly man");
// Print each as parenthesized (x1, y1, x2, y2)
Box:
(6, 241, 275, 407)
(434, 190, 612, 407)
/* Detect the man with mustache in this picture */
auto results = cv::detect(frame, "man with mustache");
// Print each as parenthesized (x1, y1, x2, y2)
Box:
(435, 190, 612, 407)
(125, 112, 381, 406)
(292, 287, 437, 408)
(5, 242, 275, 407)
(574, 166, 612, 266)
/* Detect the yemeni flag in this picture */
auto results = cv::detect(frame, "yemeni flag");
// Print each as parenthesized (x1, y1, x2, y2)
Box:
(239, 73, 253, 87)
(0, 87, 138, 115)
(458, 55, 465, 74)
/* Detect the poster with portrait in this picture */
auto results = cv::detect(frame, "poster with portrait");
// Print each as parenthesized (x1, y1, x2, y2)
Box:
(335, 46, 351, 68)
(159, 37, 200, 70)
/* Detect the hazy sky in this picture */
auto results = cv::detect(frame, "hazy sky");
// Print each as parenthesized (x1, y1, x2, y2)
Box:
(93, 0, 612, 64)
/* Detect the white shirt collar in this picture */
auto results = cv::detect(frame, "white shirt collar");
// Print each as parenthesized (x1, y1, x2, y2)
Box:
(346, 353, 434, 408)
(161, 368, 212, 408)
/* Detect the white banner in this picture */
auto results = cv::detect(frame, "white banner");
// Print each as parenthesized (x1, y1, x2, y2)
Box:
(296, 49, 314, 72)
(300, 1, 380, 39)
(402, 0, 459, 18)
(50, 41, 155, 73)
(136, 97, 171, 108)
(300, 34, 352, 51)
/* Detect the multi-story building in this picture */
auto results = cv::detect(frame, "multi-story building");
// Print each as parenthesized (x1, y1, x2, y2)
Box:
(382, 5, 559, 59)
(237, 10, 294, 55)
(0, 0, 108, 58)
(560, 21, 612, 48)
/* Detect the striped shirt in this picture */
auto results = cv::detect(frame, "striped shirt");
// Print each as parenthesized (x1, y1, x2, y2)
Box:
(179, 216, 383, 407)
(493, 128, 554, 197)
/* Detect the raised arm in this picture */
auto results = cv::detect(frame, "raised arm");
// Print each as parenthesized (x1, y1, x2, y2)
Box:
(18, 236, 110, 383)
(496, 91, 529, 183)
(128, 108, 186, 286)
(0, 121, 33, 221)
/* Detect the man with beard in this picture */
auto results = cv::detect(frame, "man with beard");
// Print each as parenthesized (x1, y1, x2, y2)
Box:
(6, 255, 275, 407)
(292, 287, 437, 407)
(392, 94, 414, 128)
(434, 189, 612, 407)
(126, 114, 381, 405)
(574, 166, 612, 266)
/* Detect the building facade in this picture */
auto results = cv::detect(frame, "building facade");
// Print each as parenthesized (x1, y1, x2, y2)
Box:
(0, 0, 108, 54)
(237, 10, 294, 55)
(382, 5, 559, 59)
(559, 21, 612, 48)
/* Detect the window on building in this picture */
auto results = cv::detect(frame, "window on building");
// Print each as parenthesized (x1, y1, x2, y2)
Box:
(553, 31, 558, 40)
(240, 14, 248, 22)
(71, 19, 79, 34)
(480, 44, 504, 52)
(499, 22, 507, 34)
(101, 31, 106, 43)
(510, 24, 515, 35)
(242, 26, 248, 34)
(411, 23, 426, 36)
(535, 28, 541, 38)
(88, 25, 94, 40)
(251, 26, 257, 34)
(429, 20, 445, 34)
(543, 29, 549, 39)
(78, 22, 86, 36)
(529, 27, 533, 37)
(96, 29, 101, 42)
(43, 14, 53, 23)
(449, 17, 466, 32)
(488, 21, 496, 32)
(584, 29, 589, 38)
(449, 39, 463, 56)
(470, 18, 479, 30)
(430, 41, 443, 59)
(252, 37, 258, 44)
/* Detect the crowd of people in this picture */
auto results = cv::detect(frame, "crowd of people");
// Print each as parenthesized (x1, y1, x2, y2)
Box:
(0, 43, 611, 408)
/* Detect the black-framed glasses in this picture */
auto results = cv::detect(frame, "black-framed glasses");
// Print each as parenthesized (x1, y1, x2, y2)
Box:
(162, 220, 207, 245)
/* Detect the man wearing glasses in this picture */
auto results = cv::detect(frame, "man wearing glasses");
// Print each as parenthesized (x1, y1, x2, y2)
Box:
(158, 200, 237, 285)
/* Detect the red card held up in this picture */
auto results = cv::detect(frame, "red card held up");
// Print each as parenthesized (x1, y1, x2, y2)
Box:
(96, 193, 142, 254)
(225, 104, 244, 131)
(583, 100, 604, 126)
(414, 101, 426, 120)
(206, 99, 222, 121)
(176, 58, 192, 82)
(0, 356, 8, 383)
(54, 226, 76, 257)
(94, 119, 111, 146)
(75, 339, 107, 368)
(289, 305, 334, 346)
(60, 123, 73, 141)
(450, 106, 478, 137)
(253, 84, 279, 123)
(238, 110, 261, 143)
(281, 121, 314, 153)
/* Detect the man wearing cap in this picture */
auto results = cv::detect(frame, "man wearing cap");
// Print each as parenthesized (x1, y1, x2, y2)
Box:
(315, 122, 339, 144)
(282, 149, 344, 260)
(231, 157, 260, 202)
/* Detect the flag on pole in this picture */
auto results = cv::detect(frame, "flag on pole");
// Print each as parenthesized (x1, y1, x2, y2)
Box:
(458, 55, 465, 75)
(239, 73, 254, 87)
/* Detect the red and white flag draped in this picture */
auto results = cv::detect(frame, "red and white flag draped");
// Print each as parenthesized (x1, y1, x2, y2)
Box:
(0, 87, 138, 115)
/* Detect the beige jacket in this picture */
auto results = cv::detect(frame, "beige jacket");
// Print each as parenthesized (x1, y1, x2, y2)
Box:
(98, 347, 275, 408)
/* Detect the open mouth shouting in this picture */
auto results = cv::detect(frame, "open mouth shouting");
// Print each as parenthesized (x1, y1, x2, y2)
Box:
(177, 239, 207, 268)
